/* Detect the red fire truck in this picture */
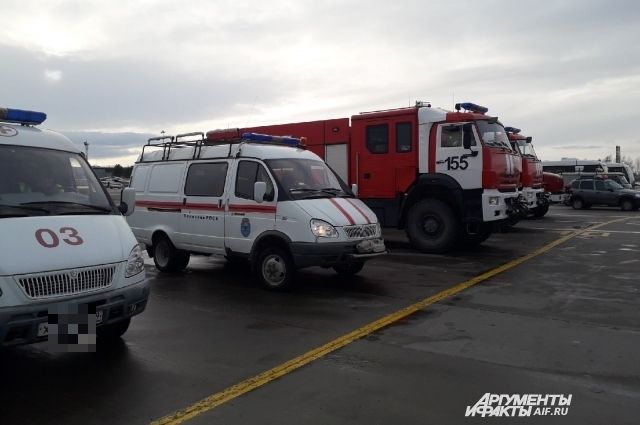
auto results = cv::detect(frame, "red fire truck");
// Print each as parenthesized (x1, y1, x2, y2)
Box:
(505, 127, 549, 218)
(207, 102, 523, 253)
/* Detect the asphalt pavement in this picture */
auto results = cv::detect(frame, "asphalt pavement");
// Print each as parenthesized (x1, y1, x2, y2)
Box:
(1, 205, 639, 425)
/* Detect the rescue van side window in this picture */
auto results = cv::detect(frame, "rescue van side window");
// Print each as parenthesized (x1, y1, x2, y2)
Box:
(366, 124, 388, 154)
(235, 161, 274, 201)
(396, 122, 412, 153)
(185, 163, 228, 197)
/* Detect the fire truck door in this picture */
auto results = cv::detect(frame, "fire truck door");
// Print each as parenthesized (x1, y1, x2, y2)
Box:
(434, 123, 483, 190)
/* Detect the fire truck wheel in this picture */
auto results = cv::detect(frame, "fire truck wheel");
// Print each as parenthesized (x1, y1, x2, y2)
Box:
(406, 199, 460, 253)
(333, 261, 365, 276)
(98, 318, 131, 341)
(256, 247, 295, 291)
(532, 204, 550, 218)
(153, 235, 190, 272)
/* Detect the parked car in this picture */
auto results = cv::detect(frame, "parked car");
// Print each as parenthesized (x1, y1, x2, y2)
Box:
(568, 178, 640, 211)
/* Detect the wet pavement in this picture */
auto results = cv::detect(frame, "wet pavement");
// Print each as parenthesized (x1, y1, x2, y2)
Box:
(1, 205, 639, 424)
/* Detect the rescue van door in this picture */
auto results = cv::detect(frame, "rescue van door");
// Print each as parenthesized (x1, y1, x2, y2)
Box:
(225, 160, 277, 254)
(179, 161, 229, 253)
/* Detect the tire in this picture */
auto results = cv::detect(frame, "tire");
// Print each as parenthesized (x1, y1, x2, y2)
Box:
(572, 198, 584, 210)
(460, 224, 492, 247)
(532, 204, 550, 218)
(333, 261, 365, 276)
(620, 199, 635, 211)
(97, 318, 131, 341)
(405, 199, 461, 253)
(255, 247, 295, 290)
(153, 235, 190, 272)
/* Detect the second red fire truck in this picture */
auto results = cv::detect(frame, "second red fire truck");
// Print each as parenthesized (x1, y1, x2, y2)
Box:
(209, 101, 524, 253)
(505, 127, 549, 218)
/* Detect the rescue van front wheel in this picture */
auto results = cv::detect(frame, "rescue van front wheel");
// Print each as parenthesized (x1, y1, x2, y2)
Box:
(532, 204, 550, 218)
(153, 235, 190, 273)
(256, 247, 295, 291)
(406, 199, 460, 253)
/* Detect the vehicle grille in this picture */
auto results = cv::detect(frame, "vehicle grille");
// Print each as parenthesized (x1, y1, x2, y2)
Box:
(343, 224, 380, 239)
(16, 264, 118, 300)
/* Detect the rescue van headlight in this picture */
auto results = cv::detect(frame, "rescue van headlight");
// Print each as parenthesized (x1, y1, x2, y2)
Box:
(488, 196, 500, 206)
(310, 219, 338, 238)
(125, 244, 145, 277)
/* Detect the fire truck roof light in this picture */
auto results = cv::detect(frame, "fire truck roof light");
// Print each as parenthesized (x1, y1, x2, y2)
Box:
(455, 102, 489, 114)
(504, 127, 521, 134)
(0, 107, 47, 125)
(242, 132, 305, 147)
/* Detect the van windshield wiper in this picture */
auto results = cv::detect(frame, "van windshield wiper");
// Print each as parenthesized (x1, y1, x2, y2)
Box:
(21, 201, 113, 213)
(289, 188, 335, 199)
(0, 204, 50, 217)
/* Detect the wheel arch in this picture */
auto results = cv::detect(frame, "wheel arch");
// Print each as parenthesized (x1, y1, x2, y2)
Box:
(399, 173, 464, 228)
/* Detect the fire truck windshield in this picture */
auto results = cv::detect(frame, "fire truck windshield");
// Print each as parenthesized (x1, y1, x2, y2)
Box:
(516, 140, 538, 159)
(476, 121, 513, 151)
(265, 158, 349, 199)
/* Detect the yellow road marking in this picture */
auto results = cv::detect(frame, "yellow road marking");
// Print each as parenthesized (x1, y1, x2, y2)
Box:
(151, 217, 627, 425)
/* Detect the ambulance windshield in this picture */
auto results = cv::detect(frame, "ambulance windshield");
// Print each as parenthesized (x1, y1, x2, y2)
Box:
(265, 158, 349, 199)
(0, 146, 113, 216)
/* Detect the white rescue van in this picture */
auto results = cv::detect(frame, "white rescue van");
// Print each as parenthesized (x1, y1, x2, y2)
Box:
(0, 108, 148, 347)
(127, 131, 386, 290)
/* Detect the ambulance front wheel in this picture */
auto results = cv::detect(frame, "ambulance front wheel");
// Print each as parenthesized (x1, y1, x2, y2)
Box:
(98, 318, 131, 341)
(153, 235, 190, 273)
(333, 261, 364, 276)
(256, 247, 295, 291)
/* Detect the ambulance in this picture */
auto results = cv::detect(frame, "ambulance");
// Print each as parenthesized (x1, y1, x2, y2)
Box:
(126, 131, 387, 290)
(0, 107, 149, 347)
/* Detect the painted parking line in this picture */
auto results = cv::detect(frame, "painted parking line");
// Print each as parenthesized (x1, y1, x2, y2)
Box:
(150, 217, 627, 425)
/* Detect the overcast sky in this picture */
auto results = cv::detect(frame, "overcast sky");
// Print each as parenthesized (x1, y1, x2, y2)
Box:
(2, 0, 639, 166)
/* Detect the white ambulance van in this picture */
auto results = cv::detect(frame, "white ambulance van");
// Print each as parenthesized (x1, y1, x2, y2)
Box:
(0, 108, 148, 346)
(127, 131, 386, 290)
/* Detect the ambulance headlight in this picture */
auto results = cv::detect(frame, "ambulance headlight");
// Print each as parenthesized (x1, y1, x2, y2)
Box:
(125, 244, 145, 277)
(310, 219, 338, 238)
(488, 196, 500, 206)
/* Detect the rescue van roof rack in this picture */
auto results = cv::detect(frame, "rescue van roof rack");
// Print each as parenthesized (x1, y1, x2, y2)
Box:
(140, 130, 307, 162)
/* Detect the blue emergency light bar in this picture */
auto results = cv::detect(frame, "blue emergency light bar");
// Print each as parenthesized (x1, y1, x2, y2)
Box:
(504, 127, 521, 134)
(455, 102, 489, 114)
(0, 107, 47, 125)
(242, 132, 305, 147)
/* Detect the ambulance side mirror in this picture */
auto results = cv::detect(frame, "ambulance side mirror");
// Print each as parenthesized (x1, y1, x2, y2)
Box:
(119, 187, 136, 216)
(351, 183, 358, 197)
(254, 181, 267, 203)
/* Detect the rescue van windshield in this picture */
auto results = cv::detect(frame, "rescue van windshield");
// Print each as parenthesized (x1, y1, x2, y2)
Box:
(265, 158, 349, 200)
(0, 145, 113, 216)
(476, 121, 513, 151)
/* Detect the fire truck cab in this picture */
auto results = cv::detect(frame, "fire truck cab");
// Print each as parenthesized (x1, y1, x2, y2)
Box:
(241, 102, 523, 253)
(505, 127, 548, 218)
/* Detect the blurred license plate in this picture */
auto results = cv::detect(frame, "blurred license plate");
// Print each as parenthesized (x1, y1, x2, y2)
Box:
(37, 310, 103, 337)
(356, 238, 386, 254)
